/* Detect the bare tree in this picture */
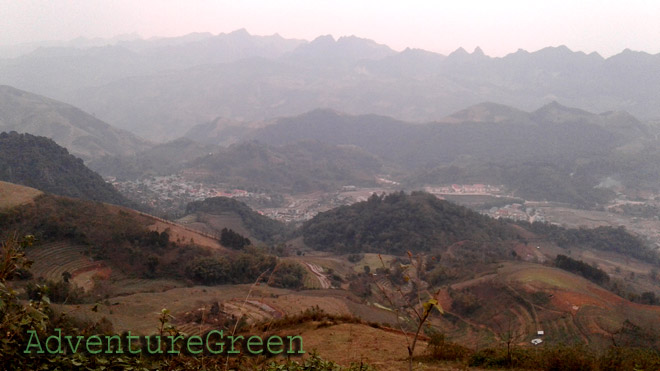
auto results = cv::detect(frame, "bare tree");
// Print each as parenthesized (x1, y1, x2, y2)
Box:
(373, 252, 443, 371)
(493, 315, 525, 367)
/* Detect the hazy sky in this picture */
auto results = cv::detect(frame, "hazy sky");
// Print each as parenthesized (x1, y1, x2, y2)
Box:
(1, 0, 659, 57)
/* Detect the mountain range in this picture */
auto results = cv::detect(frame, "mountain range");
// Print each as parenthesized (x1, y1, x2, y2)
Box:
(4, 77, 657, 206)
(1, 30, 659, 140)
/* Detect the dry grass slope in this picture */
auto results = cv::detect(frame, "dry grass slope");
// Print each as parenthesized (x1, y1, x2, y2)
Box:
(0, 181, 42, 210)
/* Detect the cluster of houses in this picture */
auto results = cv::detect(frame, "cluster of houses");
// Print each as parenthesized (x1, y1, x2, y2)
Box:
(483, 204, 546, 223)
(110, 175, 256, 202)
(424, 184, 502, 195)
(108, 175, 270, 215)
(260, 194, 345, 223)
(261, 208, 317, 223)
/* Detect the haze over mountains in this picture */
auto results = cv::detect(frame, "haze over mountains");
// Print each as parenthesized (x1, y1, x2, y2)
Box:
(0, 85, 149, 161)
(1, 30, 660, 140)
(2, 29, 660, 209)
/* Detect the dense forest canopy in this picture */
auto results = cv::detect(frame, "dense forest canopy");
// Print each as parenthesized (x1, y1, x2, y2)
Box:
(301, 191, 518, 254)
(0, 132, 131, 206)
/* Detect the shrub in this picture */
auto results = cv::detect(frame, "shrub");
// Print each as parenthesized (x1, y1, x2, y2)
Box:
(185, 257, 231, 284)
(269, 261, 306, 289)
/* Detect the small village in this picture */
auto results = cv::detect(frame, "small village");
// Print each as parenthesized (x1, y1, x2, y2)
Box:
(108, 175, 273, 216)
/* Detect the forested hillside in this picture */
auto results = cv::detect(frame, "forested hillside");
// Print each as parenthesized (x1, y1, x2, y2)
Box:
(0, 132, 130, 206)
(251, 105, 651, 206)
(185, 196, 288, 242)
(301, 191, 518, 254)
(186, 140, 382, 193)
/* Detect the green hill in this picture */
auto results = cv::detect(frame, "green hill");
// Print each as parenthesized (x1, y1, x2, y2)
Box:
(0, 131, 130, 206)
(185, 196, 288, 243)
(301, 191, 518, 255)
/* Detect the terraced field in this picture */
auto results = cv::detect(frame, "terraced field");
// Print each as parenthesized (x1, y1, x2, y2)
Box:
(443, 262, 660, 347)
(26, 241, 183, 294)
(26, 241, 100, 283)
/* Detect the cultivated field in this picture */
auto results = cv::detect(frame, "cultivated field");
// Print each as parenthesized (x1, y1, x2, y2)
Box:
(53, 284, 397, 336)
(26, 242, 102, 289)
(432, 262, 660, 348)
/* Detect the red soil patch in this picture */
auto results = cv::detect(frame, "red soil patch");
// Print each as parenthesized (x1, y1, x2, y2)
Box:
(551, 290, 607, 314)
(585, 285, 626, 306)
(436, 288, 453, 311)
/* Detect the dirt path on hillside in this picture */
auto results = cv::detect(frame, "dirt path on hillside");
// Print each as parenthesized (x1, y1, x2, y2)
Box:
(305, 263, 331, 289)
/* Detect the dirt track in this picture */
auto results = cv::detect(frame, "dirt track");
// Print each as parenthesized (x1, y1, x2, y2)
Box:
(305, 262, 331, 289)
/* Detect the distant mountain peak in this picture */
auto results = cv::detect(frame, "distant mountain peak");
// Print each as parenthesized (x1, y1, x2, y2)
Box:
(288, 34, 394, 61)
(337, 35, 361, 41)
(449, 47, 469, 57)
(532, 101, 596, 123)
(229, 28, 250, 37)
(533, 45, 576, 58)
(311, 34, 336, 44)
(295, 108, 345, 119)
(536, 100, 584, 112)
(446, 46, 488, 61)
(443, 102, 530, 123)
